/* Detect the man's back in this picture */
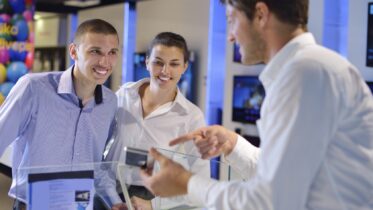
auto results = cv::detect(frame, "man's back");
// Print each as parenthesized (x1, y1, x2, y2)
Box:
(259, 33, 373, 209)
(298, 40, 373, 209)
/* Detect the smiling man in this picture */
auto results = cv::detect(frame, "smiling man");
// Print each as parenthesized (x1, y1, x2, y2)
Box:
(0, 19, 119, 210)
(140, 0, 373, 209)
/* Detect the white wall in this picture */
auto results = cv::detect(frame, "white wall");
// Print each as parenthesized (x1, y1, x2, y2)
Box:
(308, 0, 324, 43)
(136, 0, 210, 110)
(78, 4, 125, 91)
(35, 16, 60, 47)
(348, 0, 373, 80)
(222, 0, 325, 137)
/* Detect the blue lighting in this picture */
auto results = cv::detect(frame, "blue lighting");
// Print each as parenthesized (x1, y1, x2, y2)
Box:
(206, 0, 227, 180)
(322, 0, 349, 57)
(122, 2, 136, 84)
(68, 14, 78, 66)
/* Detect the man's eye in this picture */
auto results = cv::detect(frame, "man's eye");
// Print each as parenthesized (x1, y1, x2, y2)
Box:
(109, 51, 117, 56)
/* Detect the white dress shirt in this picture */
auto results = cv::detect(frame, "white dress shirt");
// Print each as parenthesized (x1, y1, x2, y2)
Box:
(188, 33, 373, 210)
(106, 78, 210, 207)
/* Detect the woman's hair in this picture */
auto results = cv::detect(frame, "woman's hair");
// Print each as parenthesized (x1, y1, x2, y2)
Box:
(147, 32, 189, 63)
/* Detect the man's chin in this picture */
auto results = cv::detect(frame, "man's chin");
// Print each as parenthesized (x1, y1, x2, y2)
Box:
(241, 58, 264, 66)
(96, 79, 109, 86)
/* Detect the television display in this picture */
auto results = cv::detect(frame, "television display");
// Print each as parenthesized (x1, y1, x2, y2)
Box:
(233, 43, 242, 63)
(366, 81, 373, 94)
(133, 53, 149, 81)
(367, 3, 373, 67)
(232, 76, 265, 124)
(133, 52, 197, 103)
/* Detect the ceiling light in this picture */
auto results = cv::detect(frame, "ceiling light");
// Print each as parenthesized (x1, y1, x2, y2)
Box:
(64, 0, 101, 8)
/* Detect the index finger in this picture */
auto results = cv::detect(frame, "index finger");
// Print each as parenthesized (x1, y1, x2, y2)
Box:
(149, 148, 167, 163)
(169, 129, 202, 146)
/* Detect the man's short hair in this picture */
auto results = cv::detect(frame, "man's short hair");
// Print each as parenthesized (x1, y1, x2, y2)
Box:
(74, 19, 119, 44)
(221, 0, 308, 30)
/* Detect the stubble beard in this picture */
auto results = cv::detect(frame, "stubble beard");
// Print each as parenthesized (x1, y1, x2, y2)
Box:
(241, 28, 266, 65)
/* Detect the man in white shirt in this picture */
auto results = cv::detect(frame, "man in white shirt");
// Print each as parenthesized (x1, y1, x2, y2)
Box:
(139, 0, 373, 209)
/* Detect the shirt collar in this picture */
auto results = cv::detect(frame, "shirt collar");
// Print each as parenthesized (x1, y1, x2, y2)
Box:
(259, 32, 316, 88)
(57, 65, 103, 105)
(58, 66, 75, 95)
(126, 78, 190, 114)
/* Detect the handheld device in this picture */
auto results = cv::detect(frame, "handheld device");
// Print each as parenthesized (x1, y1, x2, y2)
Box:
(123, 147, 149, 168)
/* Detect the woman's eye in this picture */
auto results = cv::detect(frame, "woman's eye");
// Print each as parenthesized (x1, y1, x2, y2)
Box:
(153, 61, 163, 66)
(170, 63, 180, 67)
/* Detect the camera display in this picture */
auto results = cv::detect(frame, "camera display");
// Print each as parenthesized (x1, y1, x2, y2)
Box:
(123, 147, 149, 168)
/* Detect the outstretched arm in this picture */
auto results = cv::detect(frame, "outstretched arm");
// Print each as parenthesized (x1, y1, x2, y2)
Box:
(171, 125, 260, 179)
(170, 125, 238, 159)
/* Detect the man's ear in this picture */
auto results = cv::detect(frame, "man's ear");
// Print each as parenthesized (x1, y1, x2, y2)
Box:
(69, 43, 78, 60)
(255, 2, 269, 28)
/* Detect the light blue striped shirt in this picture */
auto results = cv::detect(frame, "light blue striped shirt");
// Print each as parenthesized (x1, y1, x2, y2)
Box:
(0, 66, 117, 201)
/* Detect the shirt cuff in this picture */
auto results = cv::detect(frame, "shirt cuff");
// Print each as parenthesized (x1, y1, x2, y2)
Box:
(151, 197, 159, 209)
(224, 135, 257, 163)
(187, 174, 217, 207)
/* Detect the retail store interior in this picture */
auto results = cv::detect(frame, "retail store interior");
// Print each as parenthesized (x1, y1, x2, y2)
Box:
(0, 0, 372, 209)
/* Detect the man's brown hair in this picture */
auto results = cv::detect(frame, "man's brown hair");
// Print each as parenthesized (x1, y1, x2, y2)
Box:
(221, 0, 308, 30)
(74, 19, 119, 43)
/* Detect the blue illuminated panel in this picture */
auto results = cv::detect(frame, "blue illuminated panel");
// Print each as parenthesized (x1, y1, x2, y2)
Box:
(367, 3, 373, 67)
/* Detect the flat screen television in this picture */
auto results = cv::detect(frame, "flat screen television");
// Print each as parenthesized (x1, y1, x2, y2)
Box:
(133, 52, 197, 103)
(133, 53, 149, 80)
(232, 76, 265, 124)
(367, 2, 373, 67)
(366, 81, 373, 94)
(233, 43, 242, 63)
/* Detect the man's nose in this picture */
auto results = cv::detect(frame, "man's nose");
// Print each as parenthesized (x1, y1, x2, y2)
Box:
(99, 55, 110, 66)
(228, 33, 235, 43)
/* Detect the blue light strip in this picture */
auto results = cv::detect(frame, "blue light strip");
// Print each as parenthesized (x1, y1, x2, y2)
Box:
(205, 0, 226, 125)
(322, 0, 349, 57)
(68, 14, 78, 66)
(122, 2, 136, 84)
(206, 0, 227, 179)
